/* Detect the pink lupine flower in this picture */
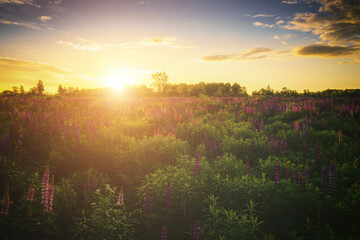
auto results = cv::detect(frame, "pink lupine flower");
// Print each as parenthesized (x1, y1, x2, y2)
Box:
(274, 160, 280, 185)
(0, 190, 10, 215)
(145, 189, 151, 215)
(193, 221, 201, 240)
(84, 172, 91, 192)
(117, 187, 124, 206)
(161, 226, 168, 240)
(45, 176, 55, 212)
(26, 181, 34, 202)
(165, 180, 171, 210)
(245, 160, 251, 176)
(194, 150, 201, 175)
(41, 166, 50, 205)
(338, 128, 343, 144)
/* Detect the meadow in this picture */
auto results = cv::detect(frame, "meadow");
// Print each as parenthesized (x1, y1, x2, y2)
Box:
(0, 95, 359, 239)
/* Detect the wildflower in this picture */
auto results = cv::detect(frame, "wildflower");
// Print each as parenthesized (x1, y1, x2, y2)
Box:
(194, 150, 201, 175)
(145, 189, 151, 215)
(328, 160, 336, 196)
(165, 180, 171, 210)
(321, 165, 327, 191)
(315, 145, 321, 169)
(0, 190, 10, 215)
(274, 160, 280, 185)
(84, 171, 91, 192)
(26, 181, 34, 202)
(41, 166, 50, 205)
(117, 187, 124, 206)
(45, 175, 55, 212)
(161, 226, 168, 240)
(193, 220, 201, 240)
(245, 160, 251, 176)
(304, 161, 310, 182)
(338, 128, 343, 144)
(298, 173, 305, 192)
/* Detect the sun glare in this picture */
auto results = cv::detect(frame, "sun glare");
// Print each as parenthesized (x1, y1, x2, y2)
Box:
(103, 72, 134, 91)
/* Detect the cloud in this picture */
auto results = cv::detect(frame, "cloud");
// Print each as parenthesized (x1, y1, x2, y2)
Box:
(0, 19, 39, 29)
(120, 36, 194, 48)
(252, 14, 276, 18)
(201, 54, 236, 62)
(253, 21, 275, 28)
(281, 0, 298, 4)
(273, 35, 280, 39)
(56, 40, 109, 52)
(282, 0, 360, 44)
(38, 16, 52, 24)
(276, 20, 285, 25)
(294, 44, 360, 57)
(0, 57, 95, 91)
(202, 47, 288, 62)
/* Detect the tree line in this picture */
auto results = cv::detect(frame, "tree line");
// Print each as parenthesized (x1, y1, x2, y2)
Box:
(2, 73, 360, 98)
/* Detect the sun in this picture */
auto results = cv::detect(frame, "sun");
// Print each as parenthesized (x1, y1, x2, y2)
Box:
(103, 72, 132, 91)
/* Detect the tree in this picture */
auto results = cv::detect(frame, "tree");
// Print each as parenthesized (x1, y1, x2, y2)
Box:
(151, 72, 169, 95)
(37, 80, 45, 95)
(12, 86, 18, 94)
(20, 85, 25, 94)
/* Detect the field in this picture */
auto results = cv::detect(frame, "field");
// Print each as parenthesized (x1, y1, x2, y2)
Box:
(1, 95, 360, 240)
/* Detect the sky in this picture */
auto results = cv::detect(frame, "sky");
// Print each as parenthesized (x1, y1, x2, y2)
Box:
(0, 0, 359, 93)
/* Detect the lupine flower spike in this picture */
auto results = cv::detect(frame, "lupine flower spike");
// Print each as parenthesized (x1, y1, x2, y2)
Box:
(145, 189, 151, 215)
(0, 190, 10, 215)
(161, 226, 168, 240)
(165, 180, 171, 210)
(117, 187, 124, 206)
(26, 181, 34, 202)
(194, 150, 201, 175)
(45, 175, 55, 212)
(329, 160, 336, 197)
(193, 220, 201, 240)
(274, 160, 280, 185)
(41, 166, 50, 205)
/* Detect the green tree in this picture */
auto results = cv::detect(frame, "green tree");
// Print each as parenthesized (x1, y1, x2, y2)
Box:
(37, 80, 45, 95)
(151, 71, 169, 95)
(20, 85, 25, 94)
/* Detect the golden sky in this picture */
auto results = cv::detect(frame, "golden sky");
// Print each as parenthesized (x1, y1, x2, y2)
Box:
(0, 0, 359, 93)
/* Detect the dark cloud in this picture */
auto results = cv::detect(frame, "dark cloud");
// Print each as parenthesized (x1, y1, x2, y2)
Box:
(283, 0, 360, 44)
(295, 44, 360, 57)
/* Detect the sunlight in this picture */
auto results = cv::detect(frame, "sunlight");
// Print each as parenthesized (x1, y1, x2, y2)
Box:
(103, 71, 134, 91)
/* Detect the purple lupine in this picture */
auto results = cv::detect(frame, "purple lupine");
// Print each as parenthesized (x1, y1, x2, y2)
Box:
(328, 160, 336, 196)
(194, 150, 201, 175)
(165, 180, 171, 210)
(26, 181, 34, 202)
(298, 173, 305, 192)
(315, 145, 321, 169)
(274, 160, 280, 185)
(251, 139, 255, 153)
(204, 130, 210, 150)
(45, 176, 55, 212)
(338, 128, 343, 144)
(0, 190, 10, 215)
(193, 220, 201, 240)
(161, 226, 168, 240)
(245, 160, 251, 176)
(304, 161, 310, 182)
(117, 187, 124, 206)
(321, 165, 327, 191)
(41, 166, 50, 205)
(145, 189, 151, 215)
(84, 171, 91, 192)
(292, 167, 297, 183)
(284, 167, 290, 180)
